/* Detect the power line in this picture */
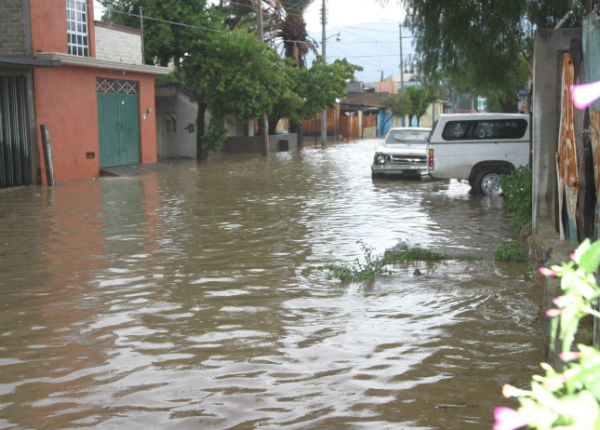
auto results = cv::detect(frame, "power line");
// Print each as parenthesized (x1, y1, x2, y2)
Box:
(104, 7, 225, 32)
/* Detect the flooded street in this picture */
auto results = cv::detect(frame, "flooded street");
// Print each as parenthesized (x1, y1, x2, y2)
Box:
(0, 139, 542, 430)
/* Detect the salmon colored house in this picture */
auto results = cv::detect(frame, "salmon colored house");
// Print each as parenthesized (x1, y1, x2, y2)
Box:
(0, 0, 170, 186)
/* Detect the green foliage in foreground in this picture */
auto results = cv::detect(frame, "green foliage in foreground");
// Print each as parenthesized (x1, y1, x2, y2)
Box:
(495, 239, 600, 430)
(494, 241, 526, 262)
(323, 242, 454, 283)
(500, 166, 532, 230)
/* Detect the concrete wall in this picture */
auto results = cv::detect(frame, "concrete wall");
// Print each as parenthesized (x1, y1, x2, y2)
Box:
(531, 28, 582, 242)
(156, 84, 199, 159)
(155, 83, 259, 160)
(33, 65, 157, 182)
(0, 0, 29, 55)
(223, 135, 298, 153)
(94, 23, 142, 64)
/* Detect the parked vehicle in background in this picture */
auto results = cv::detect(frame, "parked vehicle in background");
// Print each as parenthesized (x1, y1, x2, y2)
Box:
(426, 113, 531, 195)
(371, 127, 431, 179)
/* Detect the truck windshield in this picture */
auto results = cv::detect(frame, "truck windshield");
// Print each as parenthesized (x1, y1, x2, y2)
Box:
(385, 130, 430, 144)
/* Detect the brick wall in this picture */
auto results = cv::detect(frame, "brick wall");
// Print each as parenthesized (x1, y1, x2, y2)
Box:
(0, 0, 26, 55)
(94, 23, 142, 64)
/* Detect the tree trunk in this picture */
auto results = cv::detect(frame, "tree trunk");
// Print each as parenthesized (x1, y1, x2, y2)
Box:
(196, 101, 208, 161)
(290, 120, 304, 148)
(268, 116, 278, 135)
(499, 96, 516, 113)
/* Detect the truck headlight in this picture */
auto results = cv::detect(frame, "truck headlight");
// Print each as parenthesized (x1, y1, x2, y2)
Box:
(375, 154, 388, 165)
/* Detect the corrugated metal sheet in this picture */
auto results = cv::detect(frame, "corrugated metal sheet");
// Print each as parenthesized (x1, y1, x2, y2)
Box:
(556, 53, 579, 243)
(583, 11, 600, 112)
(0, 76, 31, 188)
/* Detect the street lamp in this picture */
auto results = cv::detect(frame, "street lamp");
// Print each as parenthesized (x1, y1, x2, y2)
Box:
(321, 0, 341, 146)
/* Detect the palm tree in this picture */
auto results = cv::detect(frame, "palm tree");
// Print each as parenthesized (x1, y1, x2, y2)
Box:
(271, 0, 318, 67)
(218, 0, 317, 66)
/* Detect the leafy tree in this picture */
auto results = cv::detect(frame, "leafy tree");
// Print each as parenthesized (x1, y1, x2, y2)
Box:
(181, 30, 290, 159)
(401, 0, 592, 112)
(405, 86, 436, 126)
(380, 91, 412, 126)
(267, 57, 361, 133)
(526, 0, 588, 28)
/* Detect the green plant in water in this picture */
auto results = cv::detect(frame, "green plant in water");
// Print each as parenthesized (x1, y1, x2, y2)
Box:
(382, 242, 447, 263)
(323, 241, 391, 283)
(500, 166, 532, 230)
(323, 241, 449, 283)
(494, 239, 600, 430)
(494, 241, 526, 262)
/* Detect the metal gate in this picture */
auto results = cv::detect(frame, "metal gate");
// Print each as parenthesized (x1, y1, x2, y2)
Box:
(0, 76, 31, 188)
(96, 78, 140, 168)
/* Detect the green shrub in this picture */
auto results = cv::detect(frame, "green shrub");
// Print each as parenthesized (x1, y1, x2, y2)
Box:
(494, 241, 526, 262)
(500, 166, 532, 230)
(322, 242, 482, 283)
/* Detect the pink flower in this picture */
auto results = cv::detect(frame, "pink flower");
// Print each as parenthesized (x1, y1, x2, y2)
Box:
(546, 308, 563, 317)
(559, 351, 581, 361)
(538, 267, 556, 277)
(493, 407, 529, 430)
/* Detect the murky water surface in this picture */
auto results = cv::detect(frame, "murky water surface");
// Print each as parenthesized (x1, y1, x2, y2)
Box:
(0, 140, 542, 429)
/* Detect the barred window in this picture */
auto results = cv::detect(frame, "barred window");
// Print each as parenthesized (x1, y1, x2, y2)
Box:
(66, 0, 89, 56)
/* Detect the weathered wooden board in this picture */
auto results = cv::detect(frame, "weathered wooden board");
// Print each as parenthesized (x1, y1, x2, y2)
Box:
(557, 53, 579, 243)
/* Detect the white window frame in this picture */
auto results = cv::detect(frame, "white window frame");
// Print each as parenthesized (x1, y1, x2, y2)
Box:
(66, 0, 89, 57)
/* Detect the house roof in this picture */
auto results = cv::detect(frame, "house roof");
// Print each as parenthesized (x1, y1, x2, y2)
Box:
(343, 92, 389, 107)
(340, 102, 380, 112)
(33, 52, 171, 75)
(0, 56, 60, 68)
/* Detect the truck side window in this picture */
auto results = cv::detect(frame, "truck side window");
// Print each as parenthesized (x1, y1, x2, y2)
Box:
(442, 121, 471, 139)
(442, 119, 527, 140)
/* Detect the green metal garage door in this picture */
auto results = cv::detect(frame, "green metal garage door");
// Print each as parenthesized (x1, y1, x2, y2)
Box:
(97, 78, 140, 168)
(0, 76, 31, 188)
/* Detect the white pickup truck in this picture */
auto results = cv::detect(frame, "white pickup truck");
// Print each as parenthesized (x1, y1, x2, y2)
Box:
(426, 113, 531, 195)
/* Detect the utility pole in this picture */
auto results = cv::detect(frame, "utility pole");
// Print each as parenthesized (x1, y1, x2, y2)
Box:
(398, 23, 404, 91)
(257, 0, 269, 156)
(320, 0, 327, 146)
(399, 23, 405, 126)
(140, 7, 144, 63)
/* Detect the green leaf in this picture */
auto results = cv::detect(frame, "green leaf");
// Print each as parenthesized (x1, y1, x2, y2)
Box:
(577, 240, 600, 275)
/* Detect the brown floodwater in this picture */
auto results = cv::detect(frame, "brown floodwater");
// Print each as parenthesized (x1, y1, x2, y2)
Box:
(0, 139, 542, 430)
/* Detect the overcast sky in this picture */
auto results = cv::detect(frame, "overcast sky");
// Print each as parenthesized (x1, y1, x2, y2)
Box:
(304, 0, 410, 82)
(92, 0, 412, 83)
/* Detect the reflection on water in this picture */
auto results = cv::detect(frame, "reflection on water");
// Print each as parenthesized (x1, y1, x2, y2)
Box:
(0, 140, 542, 430)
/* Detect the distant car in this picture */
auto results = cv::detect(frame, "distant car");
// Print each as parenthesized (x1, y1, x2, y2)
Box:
(371, 127, 431, 179)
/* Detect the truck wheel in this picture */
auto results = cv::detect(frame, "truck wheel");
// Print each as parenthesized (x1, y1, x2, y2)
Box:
(472, 168, 504, 196)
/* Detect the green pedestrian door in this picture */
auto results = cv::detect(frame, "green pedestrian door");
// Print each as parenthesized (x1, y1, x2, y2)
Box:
(96, 78, 140, 168)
